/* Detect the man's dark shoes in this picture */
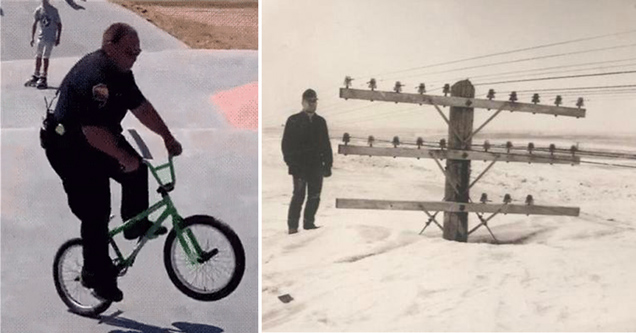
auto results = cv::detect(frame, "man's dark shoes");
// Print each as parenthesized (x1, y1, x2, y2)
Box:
(303, 224, 320, 230)
(288, 228, 298, 235)
(124, 220, 167, 240)
(81, 268, 123, 302)
(93, 281, 124, 302)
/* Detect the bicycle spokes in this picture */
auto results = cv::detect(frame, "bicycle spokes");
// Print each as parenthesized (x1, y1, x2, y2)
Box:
(171, 224, 237, 293)
(54, 239, 112, 316)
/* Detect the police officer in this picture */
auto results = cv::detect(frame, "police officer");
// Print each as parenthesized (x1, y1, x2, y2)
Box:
(41, 23, 182, 302)
(281, 89, 333, 234)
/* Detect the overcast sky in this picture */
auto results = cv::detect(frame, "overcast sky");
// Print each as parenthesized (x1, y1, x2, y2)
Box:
(263, 0, 636, 135)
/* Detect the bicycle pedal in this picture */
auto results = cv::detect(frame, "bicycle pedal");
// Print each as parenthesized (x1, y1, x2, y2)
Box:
(146, 226, 168, 239)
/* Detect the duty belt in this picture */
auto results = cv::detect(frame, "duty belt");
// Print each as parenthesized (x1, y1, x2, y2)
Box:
(42, 114, 67, 136)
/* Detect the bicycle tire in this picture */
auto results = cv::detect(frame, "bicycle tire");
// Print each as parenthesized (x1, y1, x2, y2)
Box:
(163, 215, 245, 301)
(53, 238, 112, 317)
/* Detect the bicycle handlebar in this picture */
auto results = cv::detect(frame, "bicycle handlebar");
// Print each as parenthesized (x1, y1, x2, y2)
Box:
(128, 129, 176, 193)
(143, 156, 176, 194)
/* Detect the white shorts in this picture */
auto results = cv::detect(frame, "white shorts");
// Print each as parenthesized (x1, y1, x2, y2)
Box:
(35, 39, 55, 59)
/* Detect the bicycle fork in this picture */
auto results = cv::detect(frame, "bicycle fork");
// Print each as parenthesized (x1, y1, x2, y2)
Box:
(173, 218, 218, 265)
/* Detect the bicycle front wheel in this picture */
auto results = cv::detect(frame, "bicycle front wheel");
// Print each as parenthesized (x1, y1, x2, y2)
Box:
(163, 215, 246, 301)
(53, 238, 112, 317)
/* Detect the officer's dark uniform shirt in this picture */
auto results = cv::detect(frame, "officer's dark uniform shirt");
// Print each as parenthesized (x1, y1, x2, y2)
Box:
(54, 49, 146, 138)
(281, 111, 333, 174)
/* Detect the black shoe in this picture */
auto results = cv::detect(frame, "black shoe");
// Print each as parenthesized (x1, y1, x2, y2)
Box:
(93, 282, 123, 302)
(288, 228, 298, 235)
(304, 225, 320, 230)
(81, 268, 123, 302)
(24, 75, 38, 87)
(36, 76, 47, 89)
(124, 220, 167, 240)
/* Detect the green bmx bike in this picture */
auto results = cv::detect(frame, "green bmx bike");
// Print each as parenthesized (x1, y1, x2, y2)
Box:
(52, 129, 246, 316)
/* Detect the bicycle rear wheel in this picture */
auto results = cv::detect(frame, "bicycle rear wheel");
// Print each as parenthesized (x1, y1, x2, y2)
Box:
(163, 215, 245, 301)
(53, 238, 112, 317)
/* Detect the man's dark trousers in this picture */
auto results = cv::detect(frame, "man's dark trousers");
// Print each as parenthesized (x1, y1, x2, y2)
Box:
(44, 131, 148, 275)
(287, 168, 323, 230)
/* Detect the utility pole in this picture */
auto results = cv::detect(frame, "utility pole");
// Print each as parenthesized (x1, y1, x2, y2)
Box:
(336, 78, 586, 243)
(443, 80, 474, 241)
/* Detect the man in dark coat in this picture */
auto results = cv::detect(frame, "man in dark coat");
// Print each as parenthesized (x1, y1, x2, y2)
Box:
(281, 89, 333, 234)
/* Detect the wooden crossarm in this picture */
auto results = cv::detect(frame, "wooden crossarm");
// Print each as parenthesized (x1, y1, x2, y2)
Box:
(338, 144, 580, 165)
(340, 88, 586, 118)
(336, 198, 580, 217)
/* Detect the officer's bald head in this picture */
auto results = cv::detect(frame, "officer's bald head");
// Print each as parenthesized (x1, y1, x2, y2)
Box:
(102, 23, 138, 48)
(102, 23, 141, 72)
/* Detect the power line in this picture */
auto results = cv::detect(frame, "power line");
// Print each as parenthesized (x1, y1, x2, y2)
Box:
(455, 58, 636, 81)
(584, 94, 636, 102)
(276, 35, 636, 115)
(515, 90, 636, 98)
(353, 29, 636, 80)
(334, 106, 422, 126)
(580, 160, 636, 169)
(474, 70, 636, 86)
(391, 43, 636, 82)
(339, 105, 419, 123)
(423, 62, 636, 92)
(438, 60, 636, 87)
(514, 87, 636, 95)
(276, 38, 636, 115)
(317, 100, 349, 112)
(325, 102, 383, 118)
(495, 84, 636, 94)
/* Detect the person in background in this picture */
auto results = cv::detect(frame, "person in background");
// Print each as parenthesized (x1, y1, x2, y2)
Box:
(26, 0, 62, 89)
(281, 88, 333, 235)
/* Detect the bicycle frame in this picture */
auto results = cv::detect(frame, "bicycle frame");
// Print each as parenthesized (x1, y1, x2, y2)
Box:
(106, 156, 208, 273)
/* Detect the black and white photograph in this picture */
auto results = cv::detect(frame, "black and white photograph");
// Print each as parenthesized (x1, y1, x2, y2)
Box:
(262, 0, 636, 331)
(1, 0, 258, 332)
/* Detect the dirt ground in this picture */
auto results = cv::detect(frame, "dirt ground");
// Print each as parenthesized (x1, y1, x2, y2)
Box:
(110, 0, 258, 50)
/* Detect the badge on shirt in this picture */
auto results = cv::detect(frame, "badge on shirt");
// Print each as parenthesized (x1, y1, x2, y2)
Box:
(92, 83, 109, 107)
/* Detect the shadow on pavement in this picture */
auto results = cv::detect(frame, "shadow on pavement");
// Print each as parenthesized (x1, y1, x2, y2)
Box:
(99, 313, 224, 333)
(172, 322, 224, 333)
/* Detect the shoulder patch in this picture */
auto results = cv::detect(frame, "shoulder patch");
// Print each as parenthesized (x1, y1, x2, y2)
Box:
(92, 83, 109, 107)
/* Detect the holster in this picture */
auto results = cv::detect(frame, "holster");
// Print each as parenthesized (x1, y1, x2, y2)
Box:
(39, 113, 58, 149)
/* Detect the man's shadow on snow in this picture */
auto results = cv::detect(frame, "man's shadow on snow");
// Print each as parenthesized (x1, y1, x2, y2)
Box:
(94, 310, 224, 333)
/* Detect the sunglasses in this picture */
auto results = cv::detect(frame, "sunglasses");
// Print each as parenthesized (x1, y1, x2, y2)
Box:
(125, 48, 142, 57)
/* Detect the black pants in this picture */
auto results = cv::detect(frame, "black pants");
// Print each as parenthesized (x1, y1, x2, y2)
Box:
(287, 169, 323, 230)
(43, 130, 148, 274)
